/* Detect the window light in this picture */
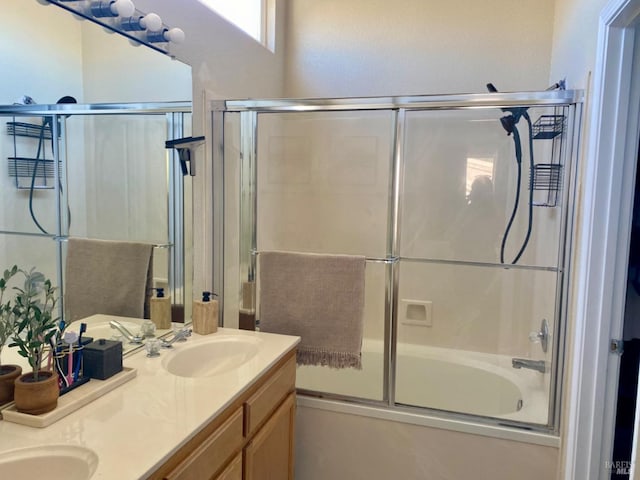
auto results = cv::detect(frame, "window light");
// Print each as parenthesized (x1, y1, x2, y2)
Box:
(197, 0, 263, 43)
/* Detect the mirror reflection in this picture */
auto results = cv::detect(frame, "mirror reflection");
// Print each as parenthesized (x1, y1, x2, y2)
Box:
(0, 2, 193, 366)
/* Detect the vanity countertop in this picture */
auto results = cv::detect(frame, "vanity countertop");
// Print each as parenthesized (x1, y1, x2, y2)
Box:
(0, 326, 300, 479)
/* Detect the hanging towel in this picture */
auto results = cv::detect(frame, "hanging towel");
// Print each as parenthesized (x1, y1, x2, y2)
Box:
(65, 238, 154, 322)
(258, 251, 366, 369)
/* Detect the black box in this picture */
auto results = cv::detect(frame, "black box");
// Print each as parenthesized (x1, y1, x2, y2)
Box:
(83, 339, 123, 380)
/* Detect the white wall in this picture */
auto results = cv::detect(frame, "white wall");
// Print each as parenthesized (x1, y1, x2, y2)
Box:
(284, 0, 556, 97)
(79, 23, 192, 103)
(549, 0, 608, 89)
(0, 2, 84, 105)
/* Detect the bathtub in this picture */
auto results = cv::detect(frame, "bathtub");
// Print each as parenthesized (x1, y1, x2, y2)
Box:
(296, 339, 549, 426)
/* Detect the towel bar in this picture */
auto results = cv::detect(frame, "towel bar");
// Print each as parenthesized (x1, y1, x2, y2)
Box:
(250, 250, 398, 264)
(52, 237, 172, 249)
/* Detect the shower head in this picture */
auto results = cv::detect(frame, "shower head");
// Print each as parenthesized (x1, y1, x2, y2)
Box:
(52, 96, 78, 121)
(486, 83, 528, 136)
(57, 96, 77, 104)
(499, 115, 517, 135)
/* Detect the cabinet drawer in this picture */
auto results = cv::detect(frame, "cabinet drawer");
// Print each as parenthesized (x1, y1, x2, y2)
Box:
(244, 354, 296, 436)
(166, 407, 243, 480)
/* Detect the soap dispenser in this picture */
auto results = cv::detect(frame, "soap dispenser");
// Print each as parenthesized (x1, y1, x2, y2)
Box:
(150, 287, 172, 329)
(192, 291, 218, 335)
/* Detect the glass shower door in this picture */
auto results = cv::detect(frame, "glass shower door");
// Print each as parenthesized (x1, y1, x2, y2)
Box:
(247, 109, 396, 401)
(395, 106, 572, 426)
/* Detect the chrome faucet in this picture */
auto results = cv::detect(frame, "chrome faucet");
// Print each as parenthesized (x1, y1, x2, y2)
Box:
(512, 358, 546, 373)
(109, 320, 144, 344)
(161, 328, 192, 348)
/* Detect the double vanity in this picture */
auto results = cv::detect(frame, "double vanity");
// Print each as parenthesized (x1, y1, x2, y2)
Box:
(0, 319, 299, 479)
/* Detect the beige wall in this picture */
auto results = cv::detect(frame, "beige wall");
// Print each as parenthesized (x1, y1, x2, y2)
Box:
(284, 0, 556, 97)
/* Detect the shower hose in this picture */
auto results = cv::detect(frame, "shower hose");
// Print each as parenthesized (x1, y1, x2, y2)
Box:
(500, 112, 535, 265)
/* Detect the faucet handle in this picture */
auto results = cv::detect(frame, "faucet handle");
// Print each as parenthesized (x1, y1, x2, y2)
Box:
(528, 319, 549, 353)
(529, 331, 543, 343)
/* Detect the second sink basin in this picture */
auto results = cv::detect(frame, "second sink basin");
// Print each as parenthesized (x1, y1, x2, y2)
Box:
(161, 335, 261, 377)
(0, 445, 98, 480)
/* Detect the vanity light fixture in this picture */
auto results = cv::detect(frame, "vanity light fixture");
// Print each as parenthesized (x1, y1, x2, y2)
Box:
(120, 12, 163, 32)
(90, 0, 135, 18)
(41, 0, 186, 56)
(147, 27, 186, 45)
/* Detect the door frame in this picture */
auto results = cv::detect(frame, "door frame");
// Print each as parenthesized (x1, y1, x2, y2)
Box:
(564, 0, 640, 478)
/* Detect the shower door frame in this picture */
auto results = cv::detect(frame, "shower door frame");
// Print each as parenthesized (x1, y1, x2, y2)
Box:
(214, 90, 583, 434)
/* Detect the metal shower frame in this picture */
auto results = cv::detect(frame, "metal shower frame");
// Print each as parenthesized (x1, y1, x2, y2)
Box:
(211, 90, 583, 434)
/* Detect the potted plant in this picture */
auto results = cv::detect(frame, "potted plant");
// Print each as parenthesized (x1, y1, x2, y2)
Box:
(9, 267, 60, 415)
(0, 266, 22, 404)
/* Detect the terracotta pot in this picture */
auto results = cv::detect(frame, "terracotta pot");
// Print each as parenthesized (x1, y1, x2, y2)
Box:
(14, 371, 59, 415)
(0, 365, 22, 404)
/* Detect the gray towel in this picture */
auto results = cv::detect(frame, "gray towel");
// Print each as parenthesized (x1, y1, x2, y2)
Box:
(65, 238, 154, 322)
(258, 251, 365, 369)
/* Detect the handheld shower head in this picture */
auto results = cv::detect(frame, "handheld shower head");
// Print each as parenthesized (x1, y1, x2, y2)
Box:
(486, 83, 528, 135)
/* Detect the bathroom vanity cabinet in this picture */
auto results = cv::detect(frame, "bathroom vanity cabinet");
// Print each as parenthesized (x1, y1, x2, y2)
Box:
(151, 350, 296, 480)
(0, 328, 299, 479)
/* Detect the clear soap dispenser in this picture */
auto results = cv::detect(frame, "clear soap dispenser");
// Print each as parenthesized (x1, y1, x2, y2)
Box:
(192, 291, 218, 335)
(150, 287, 172, 330)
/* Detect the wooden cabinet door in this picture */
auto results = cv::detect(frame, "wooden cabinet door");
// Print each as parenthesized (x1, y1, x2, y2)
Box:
(244, 393, 295, 480)
(165, 408, 244, 480)
(215, 453, 242, 480)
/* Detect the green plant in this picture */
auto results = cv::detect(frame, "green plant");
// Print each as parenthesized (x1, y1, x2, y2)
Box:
(8, 267, 59, 382)
(0, 266, 19, 368)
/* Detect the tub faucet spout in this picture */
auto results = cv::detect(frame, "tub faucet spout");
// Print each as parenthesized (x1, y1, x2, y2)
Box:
(512, 358, 546, 373)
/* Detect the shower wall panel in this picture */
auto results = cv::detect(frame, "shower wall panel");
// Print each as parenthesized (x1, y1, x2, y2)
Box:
(256, 111, 393, 257)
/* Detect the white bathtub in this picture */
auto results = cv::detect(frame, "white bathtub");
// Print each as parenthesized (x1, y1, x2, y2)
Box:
(296, 339, 549, 425)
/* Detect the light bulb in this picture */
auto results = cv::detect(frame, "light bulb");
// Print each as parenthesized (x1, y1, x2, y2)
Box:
(141, 13, 162, 31)
(91, 0, 134, 18)
(165, 27, 185, 44)
(112, 0, 135, 17)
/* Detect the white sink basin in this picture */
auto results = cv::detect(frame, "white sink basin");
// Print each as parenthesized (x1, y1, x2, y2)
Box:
(162, 335, 261, 377)
(0, 445, 98, 480)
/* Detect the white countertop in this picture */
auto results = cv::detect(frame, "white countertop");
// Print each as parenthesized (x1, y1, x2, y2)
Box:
(0, 326, 299, 479)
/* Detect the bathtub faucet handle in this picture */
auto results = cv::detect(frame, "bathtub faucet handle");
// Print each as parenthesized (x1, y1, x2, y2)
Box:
(528, 319, 549, 353)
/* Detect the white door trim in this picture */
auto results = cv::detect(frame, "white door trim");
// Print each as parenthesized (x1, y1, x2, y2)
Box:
(564, 0, 640, 478)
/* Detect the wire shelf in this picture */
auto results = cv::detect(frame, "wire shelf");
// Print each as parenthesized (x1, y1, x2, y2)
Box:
(531, 163, 562, 207)
(532, 115, 565, 139)
(6, 121, 52, 140)
(7, 157, 59, 190)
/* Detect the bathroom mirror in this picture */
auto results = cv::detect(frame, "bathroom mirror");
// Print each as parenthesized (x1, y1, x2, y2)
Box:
(0, 3, 193, 358)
